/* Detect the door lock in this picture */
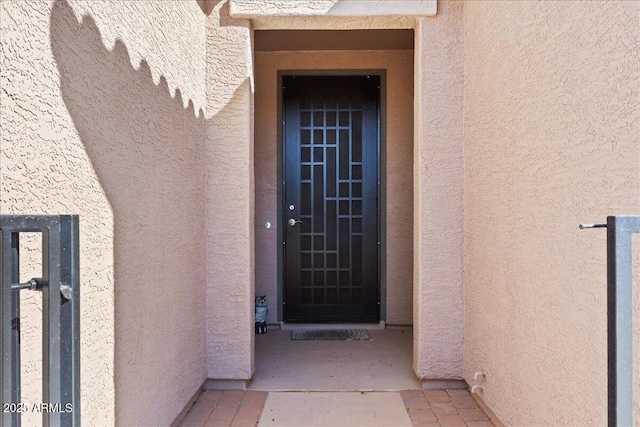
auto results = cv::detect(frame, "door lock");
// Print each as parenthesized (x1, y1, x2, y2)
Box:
(288, 218, 303, 226)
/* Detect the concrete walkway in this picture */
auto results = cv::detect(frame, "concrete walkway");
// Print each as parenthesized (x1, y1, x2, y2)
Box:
(178, 389, 496, 427)
(179, 329, 497, 426)
(250, 329, 420, 391)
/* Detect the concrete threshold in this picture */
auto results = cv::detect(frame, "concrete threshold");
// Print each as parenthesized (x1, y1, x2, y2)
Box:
(258, 391, 412, 427)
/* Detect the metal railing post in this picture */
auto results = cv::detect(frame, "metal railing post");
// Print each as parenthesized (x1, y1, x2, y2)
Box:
(607, 216, 640, 427)
(582, 215, 640, 427)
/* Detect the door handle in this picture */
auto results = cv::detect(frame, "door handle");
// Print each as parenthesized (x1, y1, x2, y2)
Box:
(288, 218, 303, 226)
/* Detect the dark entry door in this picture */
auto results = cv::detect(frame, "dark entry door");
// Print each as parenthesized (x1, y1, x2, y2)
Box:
(283, 76, 380, 323)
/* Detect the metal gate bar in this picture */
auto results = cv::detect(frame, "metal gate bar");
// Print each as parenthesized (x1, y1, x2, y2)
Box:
(582, 215, 640, 427)
(1, 230, 20, 427)
(0, 215, 80, 427)
(608, 216, 640, 427)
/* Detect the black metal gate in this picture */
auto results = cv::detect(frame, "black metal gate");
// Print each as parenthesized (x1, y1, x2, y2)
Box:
(0, 215, 80, 427)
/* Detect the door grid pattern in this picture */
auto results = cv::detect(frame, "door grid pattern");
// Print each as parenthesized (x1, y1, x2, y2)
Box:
(283, 75, 379, 322)
(298, 91, 364, 305)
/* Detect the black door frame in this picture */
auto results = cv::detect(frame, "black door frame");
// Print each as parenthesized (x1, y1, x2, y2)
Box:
(276, 70, 387, 323)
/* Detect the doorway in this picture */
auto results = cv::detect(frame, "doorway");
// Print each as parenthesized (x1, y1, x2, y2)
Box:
(282, 75, 380, 323)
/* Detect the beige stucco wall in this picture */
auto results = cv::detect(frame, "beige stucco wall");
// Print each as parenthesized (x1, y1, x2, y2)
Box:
(230, 0, 434, 31)
(1, 0, 207, 425)
(254, 49, 414, 325)
(204, 0, 255, 380)
(413, 0, 465, 380)
(231, 0, 437, 18)
(463, 1, 640, 425)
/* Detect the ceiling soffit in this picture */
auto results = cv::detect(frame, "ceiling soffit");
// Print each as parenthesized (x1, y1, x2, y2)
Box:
(229, 0, 437, 30)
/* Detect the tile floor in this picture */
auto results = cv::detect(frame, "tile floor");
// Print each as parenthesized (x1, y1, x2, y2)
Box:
(179, 390, 267, 427)
(178, 389, 496, 427)
(400, 389, 495, 427)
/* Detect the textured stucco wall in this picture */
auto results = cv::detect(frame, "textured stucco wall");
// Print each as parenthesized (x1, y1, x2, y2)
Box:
(463, 1, 640, 425)
(230, 0, 436, 18)
(413, 0, 464, 380)
(254, 49, 414, 325)
(1, 1, 207, 425)
(235, 15, 418, 31)
(205, 0, 255, 380)
(230, 0, 432, 31)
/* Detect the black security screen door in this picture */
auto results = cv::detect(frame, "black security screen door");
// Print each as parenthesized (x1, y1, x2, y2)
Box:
(283, 75, 380, 323)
